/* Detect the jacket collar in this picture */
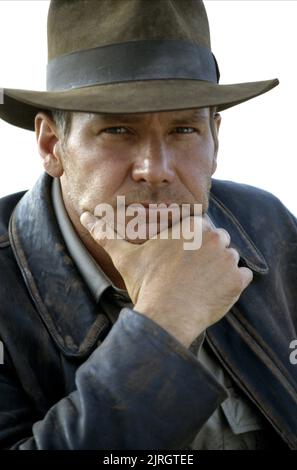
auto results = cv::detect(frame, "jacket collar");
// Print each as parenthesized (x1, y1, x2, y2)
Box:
(208, 191, 269, 275)
(9, 172, 111, 358)
(8, 172, 269, 357)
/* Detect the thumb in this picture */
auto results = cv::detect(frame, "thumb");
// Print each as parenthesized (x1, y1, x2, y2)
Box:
(80, 211, 98, 232)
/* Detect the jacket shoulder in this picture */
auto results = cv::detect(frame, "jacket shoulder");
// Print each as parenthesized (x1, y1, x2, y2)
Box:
(210, 179, 297, 265)
(210, 178, 296, 222)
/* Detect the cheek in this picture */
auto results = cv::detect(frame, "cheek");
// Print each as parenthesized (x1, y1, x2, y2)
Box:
(176, 138, 215, 185)
(64, 149, 129, 212)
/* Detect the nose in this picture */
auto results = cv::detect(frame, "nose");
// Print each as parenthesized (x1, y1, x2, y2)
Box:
(131, 138, 175, 186)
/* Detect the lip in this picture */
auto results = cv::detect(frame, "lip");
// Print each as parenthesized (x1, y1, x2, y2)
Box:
(126, 202, 175, 208)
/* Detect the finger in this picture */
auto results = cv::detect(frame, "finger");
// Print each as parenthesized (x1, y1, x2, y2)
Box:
(227, 247, 240, 265)
(157, 214, 203, 240)
(80, 211, 134, 260)
(239, 266, 254, 289)
(203, 213, 216, 230)
(203, 216, 231, 247)
(216, 228, 231, 247)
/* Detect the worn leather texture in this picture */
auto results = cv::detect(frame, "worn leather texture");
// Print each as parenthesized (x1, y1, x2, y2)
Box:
(0, 172, 296, 449)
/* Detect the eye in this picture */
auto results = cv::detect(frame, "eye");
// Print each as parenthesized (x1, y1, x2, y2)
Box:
(102, 126, 130, 134)
(173, 127, 197, 134)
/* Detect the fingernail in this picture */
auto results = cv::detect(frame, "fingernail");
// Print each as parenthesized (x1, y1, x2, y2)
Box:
(80, 211, 94, 230)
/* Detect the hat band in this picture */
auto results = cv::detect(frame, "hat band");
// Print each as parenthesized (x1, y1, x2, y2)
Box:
(46, 39, 219, 91)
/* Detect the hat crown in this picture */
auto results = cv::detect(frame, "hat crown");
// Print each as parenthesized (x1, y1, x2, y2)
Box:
(47, 0, 211, 61)
(0, 0, 279, 132)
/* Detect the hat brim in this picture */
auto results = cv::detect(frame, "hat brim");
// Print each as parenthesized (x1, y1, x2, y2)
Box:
(0, 78, 279, 131)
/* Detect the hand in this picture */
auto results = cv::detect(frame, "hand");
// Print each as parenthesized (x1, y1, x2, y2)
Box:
(80, 212, 253, 348)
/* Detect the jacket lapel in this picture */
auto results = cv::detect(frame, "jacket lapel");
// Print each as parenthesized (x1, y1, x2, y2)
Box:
(9, 172, 110, 358)
(206, 310, 297, 449)
(207, 184, 297, 449)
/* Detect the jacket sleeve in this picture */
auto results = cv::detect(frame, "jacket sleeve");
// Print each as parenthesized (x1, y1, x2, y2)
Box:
(1, 308, 228, 450)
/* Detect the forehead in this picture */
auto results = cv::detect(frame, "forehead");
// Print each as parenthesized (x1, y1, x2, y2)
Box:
(79, 108, 210, 124)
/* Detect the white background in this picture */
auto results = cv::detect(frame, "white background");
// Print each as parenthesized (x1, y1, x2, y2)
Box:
(0, 0, 296, 216)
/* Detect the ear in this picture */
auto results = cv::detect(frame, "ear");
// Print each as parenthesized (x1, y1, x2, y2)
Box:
(211, 112, 221, 175)
(35, 111, 64, 177)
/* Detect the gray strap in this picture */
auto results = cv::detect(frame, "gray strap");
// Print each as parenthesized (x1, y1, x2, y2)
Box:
(47, 39, 219, 91)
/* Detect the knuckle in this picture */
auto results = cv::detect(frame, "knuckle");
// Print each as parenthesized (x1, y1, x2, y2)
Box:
(238, 267, 253, 289)
(205, 228, 231, 247)
(218, 228, 231, 245)
(228, 269, 251, 295)
(226, 247, 240, 264)
(240, 267, 254, 284)
(206, 228, 221, 244)
(202, 215, 214, 231)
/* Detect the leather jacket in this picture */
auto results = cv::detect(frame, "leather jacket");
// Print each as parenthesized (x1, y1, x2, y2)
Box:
(0, 172, 296, 449)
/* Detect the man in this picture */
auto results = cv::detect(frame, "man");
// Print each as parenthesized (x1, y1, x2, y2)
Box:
(0, 0, 296, 450)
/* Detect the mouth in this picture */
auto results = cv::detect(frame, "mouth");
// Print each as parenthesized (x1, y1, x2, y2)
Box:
(122, 203, 182, 231)
(127, 202, 177, 208)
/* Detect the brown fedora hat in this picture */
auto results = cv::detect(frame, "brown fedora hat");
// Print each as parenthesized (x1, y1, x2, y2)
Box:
(0, 0, 279, 131)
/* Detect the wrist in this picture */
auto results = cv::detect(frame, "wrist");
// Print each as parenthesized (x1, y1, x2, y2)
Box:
(134, 302, 204, 349)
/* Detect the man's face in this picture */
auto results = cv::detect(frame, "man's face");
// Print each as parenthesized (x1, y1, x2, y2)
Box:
(56, 108, 220, 239)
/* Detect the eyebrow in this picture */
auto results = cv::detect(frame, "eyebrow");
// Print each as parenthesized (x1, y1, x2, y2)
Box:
(170, 110, 209, 126)
(90, 109, 208, 125)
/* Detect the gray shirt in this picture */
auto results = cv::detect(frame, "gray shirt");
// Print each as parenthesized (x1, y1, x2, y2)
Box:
(51, 176, 271, 450)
